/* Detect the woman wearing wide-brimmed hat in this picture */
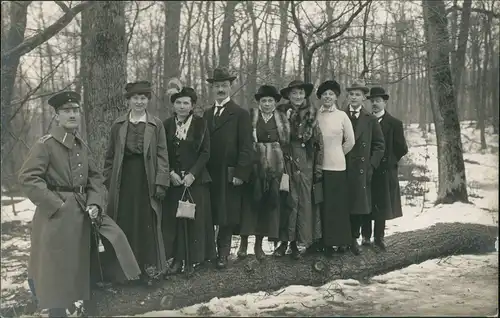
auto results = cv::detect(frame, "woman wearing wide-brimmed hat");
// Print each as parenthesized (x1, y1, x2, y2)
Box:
(236, 85, 290, 261)
(162, 87, 216, 275)
(316, 80, 356, 256)
(103, 81, 170, 285)
(273, 80, 324, 260)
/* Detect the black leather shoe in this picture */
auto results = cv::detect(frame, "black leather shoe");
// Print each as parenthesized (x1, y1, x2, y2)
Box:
(351, 239, 361, 255)
(374, 238, 386, 250)
(361, 237, 371, 246)
(216, 257, 228, 269)
(273, 242, 288, 257)
(290, 242, 301, 260)
(324, 246, 335, 257)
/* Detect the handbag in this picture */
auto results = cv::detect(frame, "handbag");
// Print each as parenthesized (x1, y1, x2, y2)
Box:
(312, 182, 323, 204)
(176, 187, 196, 219)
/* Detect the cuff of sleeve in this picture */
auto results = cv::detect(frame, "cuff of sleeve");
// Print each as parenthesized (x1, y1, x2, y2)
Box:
(156, 173, 170, 187)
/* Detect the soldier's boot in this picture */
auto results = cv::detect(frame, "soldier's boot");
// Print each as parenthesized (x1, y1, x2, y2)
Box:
(290, 241, 301, 260)
(273, 241, 288, 257)
(237, 236, 248, 259)
(351, 238, 361, 255)
(254, 236, 265, 261)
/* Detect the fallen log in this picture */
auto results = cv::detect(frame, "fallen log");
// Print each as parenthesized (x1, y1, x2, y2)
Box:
(91, 222, 497, 316)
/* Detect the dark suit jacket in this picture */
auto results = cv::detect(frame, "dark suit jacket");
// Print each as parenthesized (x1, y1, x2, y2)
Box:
(343, 106, 385, 215)
(371, 111, 408, 220)
(203, 100, 254, 226)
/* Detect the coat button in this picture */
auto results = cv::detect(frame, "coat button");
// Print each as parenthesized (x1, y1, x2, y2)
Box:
(80, 174, 83, 177)
(78, 163, 82, 167)
(361, 157, 365, 162)
(382, 157, 387, 162)
(362, 143, 366, 147)
(77, 153, 80, 157)
(360, 169, 364, 174)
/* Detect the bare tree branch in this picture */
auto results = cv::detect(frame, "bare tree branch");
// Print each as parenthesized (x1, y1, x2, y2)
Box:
(53, 1, 71, 13)
(290, 0, 307, 51)
(446, 4, 500, 19)
(2, 1, 94, 60)
(309, 0, 372, 54)
(313, 2, 357, 35)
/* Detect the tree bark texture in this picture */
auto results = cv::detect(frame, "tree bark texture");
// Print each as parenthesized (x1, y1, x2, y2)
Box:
(1, 1, 32, 189)
(422, 0, 468, 204)
(88, 223, 496, 316)
(218, 1, 238, 68)
(81, 1, 127, 166)
(161, 1, 181, 120)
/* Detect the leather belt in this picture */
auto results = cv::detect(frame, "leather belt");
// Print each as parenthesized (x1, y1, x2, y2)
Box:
(47, 185, 87, 194)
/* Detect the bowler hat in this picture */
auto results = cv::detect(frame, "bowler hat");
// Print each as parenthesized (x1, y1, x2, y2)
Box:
(125, 81, 152, 98)
(367, 86, 389, 100)
(280, 80, 314, 99)
(48, 91, 81, 110)
(316, 80, 341, 98)
(346, 79, 369, 94)
(170, 87, 198, 104)
(206, 67, 237, 84)
(254, 85, 281, 102)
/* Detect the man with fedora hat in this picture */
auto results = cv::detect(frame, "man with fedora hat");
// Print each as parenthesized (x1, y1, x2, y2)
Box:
(343, 79, 385, 255)
(203, 67, 254, 269)
(18, 91, 141, 316)
(363, 86, 408, 250)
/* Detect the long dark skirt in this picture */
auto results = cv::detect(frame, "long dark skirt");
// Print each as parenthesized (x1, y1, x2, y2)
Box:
(239, 178, 281, 239)
(116, 154, 161, 272)
(162, 184, 216, 264)
(321, 170, 352, 246)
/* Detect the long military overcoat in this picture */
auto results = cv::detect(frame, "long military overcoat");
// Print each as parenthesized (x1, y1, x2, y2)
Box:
(203, 100, 254, 227)
(371, 111, 408, 220)
(18, 125, 140, 310)
(343, 107, 385, 215)
(103, 112, 170, 271)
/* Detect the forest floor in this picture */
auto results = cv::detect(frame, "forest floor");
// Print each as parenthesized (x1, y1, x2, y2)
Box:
(1, 121, 498, 317)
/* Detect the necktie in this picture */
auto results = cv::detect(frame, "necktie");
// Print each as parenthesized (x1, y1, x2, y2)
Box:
(215, 106, 224, 117)
(350, 111, 358, 119)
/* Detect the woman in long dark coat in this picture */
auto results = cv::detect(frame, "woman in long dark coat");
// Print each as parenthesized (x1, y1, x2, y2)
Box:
(103, 81, 170, 285)
(316, 80, 356, 255)
(237, 85, 290, 260)
(162, 87, 216, 275)
(274, 80, 324, 260)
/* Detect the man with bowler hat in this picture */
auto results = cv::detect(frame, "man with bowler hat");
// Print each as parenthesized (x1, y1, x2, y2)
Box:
(343, 80, 385, 255)
(203, 67, 254, 269)
(19, 91, 141, 317)
(363, 86, 408, 250)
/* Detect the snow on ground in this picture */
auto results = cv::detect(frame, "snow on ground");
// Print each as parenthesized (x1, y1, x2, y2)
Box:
(1, 122, 498, 315)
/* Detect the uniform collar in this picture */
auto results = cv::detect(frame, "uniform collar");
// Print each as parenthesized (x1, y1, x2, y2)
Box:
(50, 125, 78, 149)
(373, 109, 385, 118)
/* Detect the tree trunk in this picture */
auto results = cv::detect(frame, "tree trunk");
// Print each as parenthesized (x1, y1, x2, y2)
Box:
(89, 222, 497, 316)
(1, 1, 32, 187)
(246, 1, 259, 109)
(218, 1, 238, 68)
(422, 0, 468, 204)
(452, 0, 471, 118)
(81, 1, 127, 166)
(477, 15, 490, 150)
(273, 1, 289, 87)
(162, 0, 182, 120)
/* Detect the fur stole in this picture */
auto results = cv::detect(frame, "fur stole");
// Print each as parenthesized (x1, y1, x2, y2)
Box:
(277, 102, 319, 145)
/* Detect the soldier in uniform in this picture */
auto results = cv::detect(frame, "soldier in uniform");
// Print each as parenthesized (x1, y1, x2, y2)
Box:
(18, 91, 141, 317)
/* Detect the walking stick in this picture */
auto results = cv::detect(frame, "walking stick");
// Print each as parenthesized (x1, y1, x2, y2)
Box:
(183, 218, 191, 278)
